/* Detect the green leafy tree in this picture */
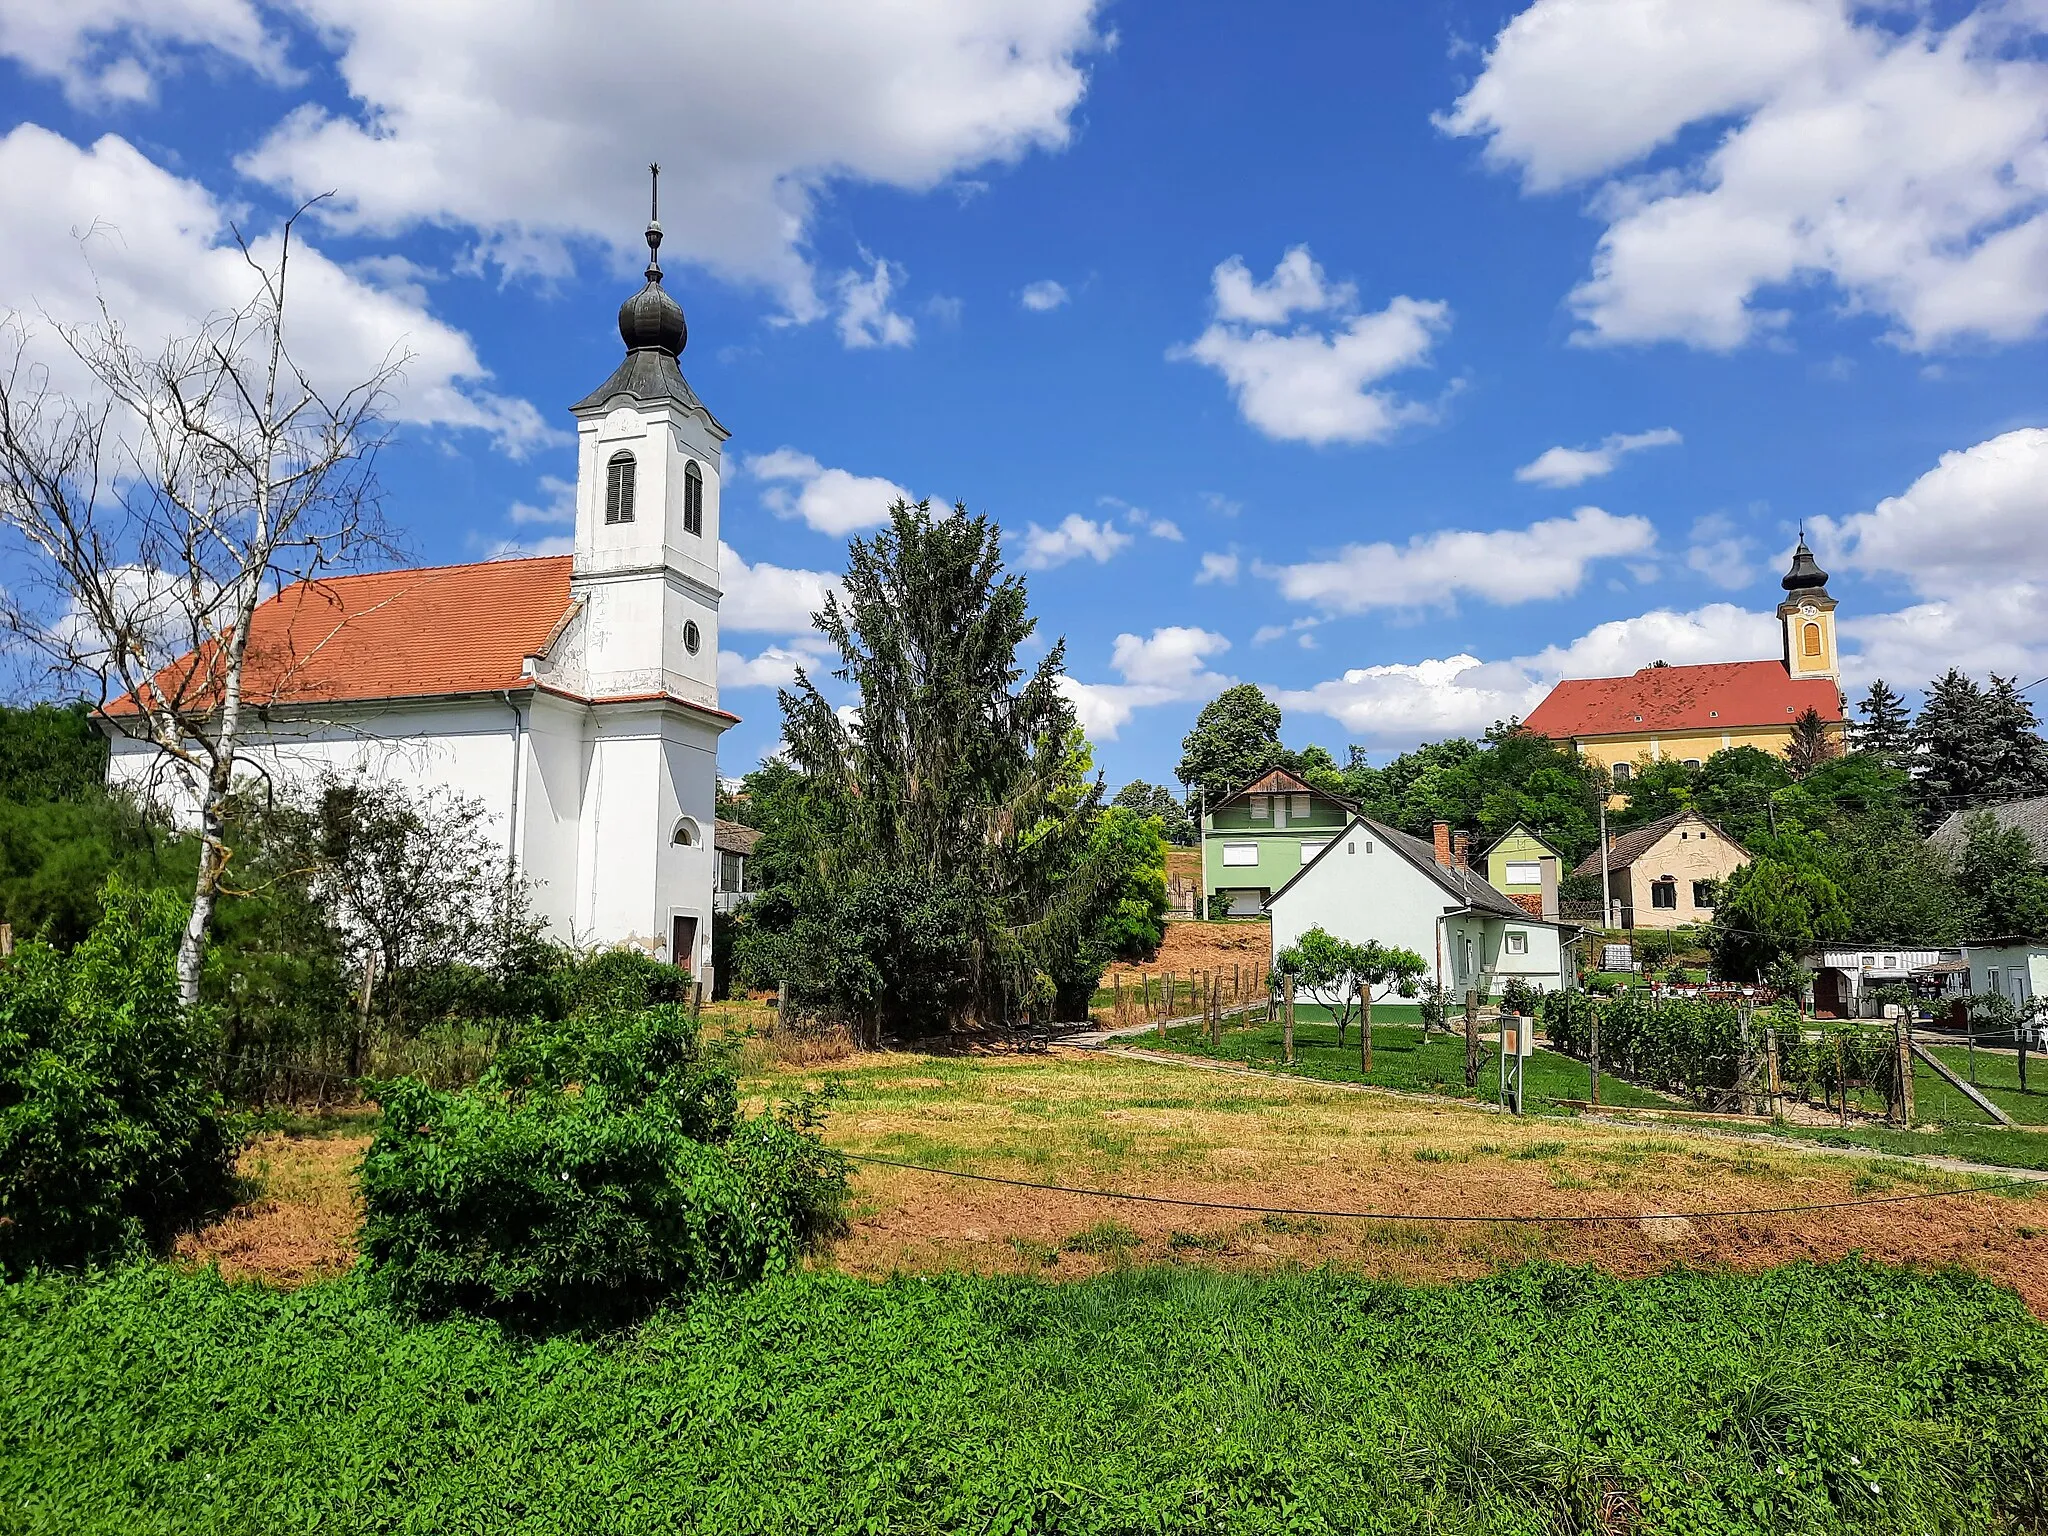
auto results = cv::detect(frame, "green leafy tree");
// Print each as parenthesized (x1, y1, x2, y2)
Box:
(1785, 706, 1840, 779)
(0, 701, 109, 801)
(1292, 743, 1349, 798)
(1111, 780, 1195, 845)
(1854, 680, 1912, 769)
(1710, 853, 1850, 980)
(0, 880, 236, 1271)
(1615, 756, 1698, 829)
(1690, 747, 1793, 848)
(1274, 925, 1425, 1073)
(1346, 725, 1601, 864)
(1177, 684, 1286, 804)
(1955, 811, 2048, 940)
(751, 500, 1125, 1036)
(1069, 805, 1170, 968)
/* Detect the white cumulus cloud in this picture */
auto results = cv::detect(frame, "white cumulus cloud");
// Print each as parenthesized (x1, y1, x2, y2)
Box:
(211, 0, 1105, 327)
(1172, 246, 1452, 445)
(718, 541, 843, 634)
(1195, 551, 1241, 585)
(1443, 0, 2048, 351)
(0, 0, 287, 106)
(1515, 427, 1681, 487)
(1019, 513, 1131, 570)
(1257, 505, 1655, 615)
(744, 448, 912, 536)
(1020, 279, 1069, 311)
(0, 125, 550, 452)
(834, 256, 915, 349)
(1059, 626, 1233, 740)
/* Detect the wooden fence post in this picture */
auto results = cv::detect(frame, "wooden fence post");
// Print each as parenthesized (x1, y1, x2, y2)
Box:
(1464, 990, 1481, 1089)
(1895, 1013, 1915, 1128)
(1283, 978, 1295, 1065)
(1765, 1026, 1779, 1114)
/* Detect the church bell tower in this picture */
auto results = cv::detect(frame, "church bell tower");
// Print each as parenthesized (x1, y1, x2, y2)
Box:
(1778, 535, 1839, 683)
(566, 165, 726, 711)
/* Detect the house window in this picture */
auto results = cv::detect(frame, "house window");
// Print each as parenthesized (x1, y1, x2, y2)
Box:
(719, 850, 743, 892)
(1651, 878, 1678, 909)
(1683, 758, 1701, 769)
(683, 460, 704, 536)
(1691, 880, 1715, 909)
(1221, 843, 1258, 867)
(671, 817, 699, 847)
(1505, 930, 1528, 955)
(1299, 840, 1327, 865)
(1882, 954, 1896, 970)
(1504, 860, 1540, 885)
(605, 451, 636, 524)
(1803, 622, 1822, 658)
(1248, 796, 1270, 820)
(1290, 793, 1310, 817)
(1611, 762, 1632, 785)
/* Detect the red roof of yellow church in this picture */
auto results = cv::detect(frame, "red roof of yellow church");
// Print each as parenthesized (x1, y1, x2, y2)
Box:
(1521, 660, 1843, 740)
(109, 556, 576, 713)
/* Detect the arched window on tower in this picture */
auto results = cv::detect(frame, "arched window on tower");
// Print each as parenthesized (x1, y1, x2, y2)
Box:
(605, 451, 637, 524)
(1802, 622, 1822, 659)
(683, 460, 703, 537)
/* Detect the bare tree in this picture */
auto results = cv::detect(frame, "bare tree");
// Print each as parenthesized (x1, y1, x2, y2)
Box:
(0, 205, 400, 1006)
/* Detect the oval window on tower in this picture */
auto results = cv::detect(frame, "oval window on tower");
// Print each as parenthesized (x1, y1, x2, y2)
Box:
(683, 620, 701, 654)
(1802, 621, 1822, 658)
(683, 460, 703, 537)
(605, 451, 637, 524)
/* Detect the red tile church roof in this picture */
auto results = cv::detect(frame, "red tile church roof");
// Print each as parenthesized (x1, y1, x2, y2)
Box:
(108, 556, 577, 713)
(1521, 660, 1842, 741)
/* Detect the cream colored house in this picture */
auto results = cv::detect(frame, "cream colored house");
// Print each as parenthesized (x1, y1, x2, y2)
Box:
(1572, 811, 1749, 932)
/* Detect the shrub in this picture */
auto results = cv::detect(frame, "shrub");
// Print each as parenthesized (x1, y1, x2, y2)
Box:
(554, 947, 688, 1016)
(0, 881, 236, 1271)
(358, 1004, 843, 1325)
(1498, 976, 1536, 1016)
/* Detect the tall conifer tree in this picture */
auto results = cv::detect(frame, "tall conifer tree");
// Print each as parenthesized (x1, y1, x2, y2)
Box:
(1853, 680, 1912, 768)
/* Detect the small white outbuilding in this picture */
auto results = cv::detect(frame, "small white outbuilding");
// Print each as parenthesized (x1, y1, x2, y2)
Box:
(1266, 815, 1573, 998)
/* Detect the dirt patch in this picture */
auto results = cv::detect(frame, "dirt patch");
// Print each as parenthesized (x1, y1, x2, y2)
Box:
(1104, 919, 1271, 988)
(176, 1131, 368, 1286)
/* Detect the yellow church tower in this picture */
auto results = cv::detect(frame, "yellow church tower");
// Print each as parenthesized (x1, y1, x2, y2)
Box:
(1777, 535, 1839, 683)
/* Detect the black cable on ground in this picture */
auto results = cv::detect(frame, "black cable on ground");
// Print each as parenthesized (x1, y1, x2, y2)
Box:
(839, 1151, 2044, 1224)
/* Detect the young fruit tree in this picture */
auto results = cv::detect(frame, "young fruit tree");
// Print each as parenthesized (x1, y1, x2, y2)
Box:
(1274, 925, 1427, 1073)
(0, 207, 397, 1006)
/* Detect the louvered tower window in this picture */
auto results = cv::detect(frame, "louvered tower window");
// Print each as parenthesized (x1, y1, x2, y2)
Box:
(605, 451, 636, 524)
(683, 460, 703, 536)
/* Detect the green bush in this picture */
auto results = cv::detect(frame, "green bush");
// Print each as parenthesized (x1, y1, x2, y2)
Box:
(553, 947, 688, 1016)
(359, 1005, 844, 1325)
(0, 881, 235, 1271)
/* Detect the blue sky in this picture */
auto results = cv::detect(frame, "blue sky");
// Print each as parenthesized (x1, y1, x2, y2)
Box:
(2, 0, 2046, 789)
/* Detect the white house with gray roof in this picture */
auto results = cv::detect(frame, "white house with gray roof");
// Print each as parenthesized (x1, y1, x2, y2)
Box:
(1266, 817, 1573, 998)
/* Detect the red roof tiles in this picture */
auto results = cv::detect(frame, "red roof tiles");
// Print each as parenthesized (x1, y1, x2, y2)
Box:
(113, 557, 575, 713)
(1522, 660, 1843, 741)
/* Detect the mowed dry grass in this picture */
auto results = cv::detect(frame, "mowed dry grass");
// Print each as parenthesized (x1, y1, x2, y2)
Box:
(1101, 918, 1271, 988)
(774, 1047, 2048, 1312)
(179, 1045, 2048, 1310)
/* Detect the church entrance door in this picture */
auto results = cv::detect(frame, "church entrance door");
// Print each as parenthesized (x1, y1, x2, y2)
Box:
(672, 914, 699, 974)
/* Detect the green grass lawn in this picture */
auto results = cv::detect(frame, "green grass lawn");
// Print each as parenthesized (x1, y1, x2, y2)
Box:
(1145, 1016, 1676, 1113)
(5, 1260, 2044, 1535)
(1921, 1044, 2048, 1127)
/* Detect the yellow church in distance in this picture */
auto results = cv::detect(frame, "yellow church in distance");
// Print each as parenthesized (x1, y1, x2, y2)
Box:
(1522, 540, 1846, 786)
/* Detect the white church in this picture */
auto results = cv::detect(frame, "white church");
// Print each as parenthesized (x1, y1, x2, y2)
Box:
(104, 206, 735, 984)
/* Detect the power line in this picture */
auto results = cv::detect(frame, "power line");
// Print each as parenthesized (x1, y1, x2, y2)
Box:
(839, 1152, 2043, 1223)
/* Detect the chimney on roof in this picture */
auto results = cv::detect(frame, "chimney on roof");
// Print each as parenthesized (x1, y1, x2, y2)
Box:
(1433, 821, 1453, 866)
(1453, 830, 1471, 868)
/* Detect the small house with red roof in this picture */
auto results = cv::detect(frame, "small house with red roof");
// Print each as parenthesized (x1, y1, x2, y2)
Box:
(1522, 541, 1846, 792)
(102, 207, 736, 983)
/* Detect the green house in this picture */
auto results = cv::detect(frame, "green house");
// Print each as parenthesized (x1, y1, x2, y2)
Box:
(1201, 768, 1354, 916)
(1479, 822, 1565, 917)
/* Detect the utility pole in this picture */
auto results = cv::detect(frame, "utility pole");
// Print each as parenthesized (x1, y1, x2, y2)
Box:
(1597, 791, 1614, 932)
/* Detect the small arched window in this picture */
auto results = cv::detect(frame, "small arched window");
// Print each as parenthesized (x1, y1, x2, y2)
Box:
(605, 451, 637, 524)
(1802, 621, 1822, 659)
(671, 816, 699, 847)
(683, 460, 703, 537)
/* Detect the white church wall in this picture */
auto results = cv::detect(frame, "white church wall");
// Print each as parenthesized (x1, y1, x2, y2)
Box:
(519, 693, 591, 938)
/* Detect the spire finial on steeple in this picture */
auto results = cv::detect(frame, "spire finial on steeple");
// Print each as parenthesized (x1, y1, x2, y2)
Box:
(643, 161, 664, 282)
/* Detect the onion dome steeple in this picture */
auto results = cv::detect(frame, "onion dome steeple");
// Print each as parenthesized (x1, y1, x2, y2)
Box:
(616, 163, 686, 356)
(1781, 531, 1829, 594)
